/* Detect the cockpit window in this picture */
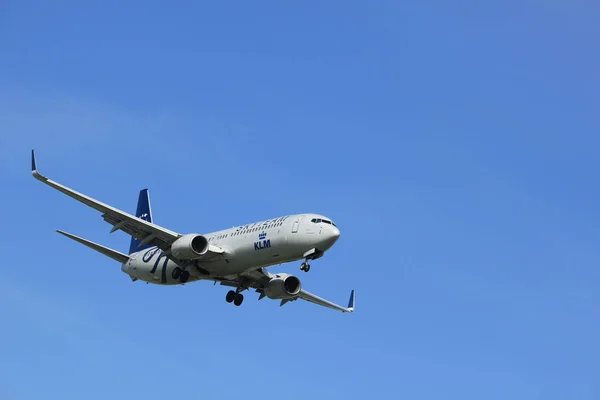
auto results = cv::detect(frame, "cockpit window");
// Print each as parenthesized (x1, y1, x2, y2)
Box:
(311, 218, 336, 227)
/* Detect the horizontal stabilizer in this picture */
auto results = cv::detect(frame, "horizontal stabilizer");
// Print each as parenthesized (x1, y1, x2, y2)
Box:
(56, 230, 129, 264)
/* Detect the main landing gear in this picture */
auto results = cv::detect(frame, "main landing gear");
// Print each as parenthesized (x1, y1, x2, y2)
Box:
(226, 290, 244, 306)
(300, 262, 311, 272)
(172, 267, 190, 283)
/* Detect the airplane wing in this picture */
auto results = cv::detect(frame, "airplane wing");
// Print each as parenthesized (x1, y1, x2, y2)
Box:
(297, 289, 355, 313)
(31, 151, 224, 258)
(219, 268, 355, 313)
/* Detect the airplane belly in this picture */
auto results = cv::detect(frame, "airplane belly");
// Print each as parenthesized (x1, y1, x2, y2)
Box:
(130, 247, 201, 285)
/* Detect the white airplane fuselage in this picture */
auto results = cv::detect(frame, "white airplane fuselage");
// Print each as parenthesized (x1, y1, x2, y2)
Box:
(122, 214, 340, 285)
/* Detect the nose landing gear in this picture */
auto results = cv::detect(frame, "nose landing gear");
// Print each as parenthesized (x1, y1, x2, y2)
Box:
(300, 262, 311, 272)
(299, 249, 324, 272)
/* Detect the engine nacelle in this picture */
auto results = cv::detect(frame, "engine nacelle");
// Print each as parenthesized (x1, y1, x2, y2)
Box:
(264, 273, 302, 299)
(170, 234, 209, 260)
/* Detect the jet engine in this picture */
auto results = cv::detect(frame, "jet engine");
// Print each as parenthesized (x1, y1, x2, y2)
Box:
(264, 274, 302, 299)
(170, 234, 209, 260)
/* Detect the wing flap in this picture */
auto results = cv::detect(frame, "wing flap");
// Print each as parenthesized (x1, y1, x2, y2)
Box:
(102, 214, 172, 251)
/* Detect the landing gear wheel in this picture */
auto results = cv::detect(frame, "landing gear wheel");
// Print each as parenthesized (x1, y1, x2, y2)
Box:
(300, 262, 311, 272)
(179, 270, 190, 283)
(233, 293, 244, 306)
(172, 267, 182, 280)
(226, 290, 236, 303)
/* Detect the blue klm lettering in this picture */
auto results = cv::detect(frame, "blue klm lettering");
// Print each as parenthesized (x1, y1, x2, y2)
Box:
(254, 239, 271, 251)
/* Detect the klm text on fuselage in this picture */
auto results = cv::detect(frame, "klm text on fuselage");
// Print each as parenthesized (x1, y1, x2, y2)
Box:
(254, 239, 271, 251)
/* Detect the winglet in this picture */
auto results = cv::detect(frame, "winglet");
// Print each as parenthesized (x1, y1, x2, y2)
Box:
(31, 150, 47, 181)
(347, 290, 355, 312)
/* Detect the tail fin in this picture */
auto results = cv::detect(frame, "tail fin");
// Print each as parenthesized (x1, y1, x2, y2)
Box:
(129, 189, 153, 254)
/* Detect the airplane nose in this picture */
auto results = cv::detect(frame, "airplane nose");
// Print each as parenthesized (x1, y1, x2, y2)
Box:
(320, 226, 340, 249)
(331, 227, 340, 240)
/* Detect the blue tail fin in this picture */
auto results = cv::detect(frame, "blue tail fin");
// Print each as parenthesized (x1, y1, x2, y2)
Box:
(129, 189, 153, 254)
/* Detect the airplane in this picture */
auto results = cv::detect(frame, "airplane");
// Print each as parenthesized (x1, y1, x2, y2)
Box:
(31, 151, 355, 313)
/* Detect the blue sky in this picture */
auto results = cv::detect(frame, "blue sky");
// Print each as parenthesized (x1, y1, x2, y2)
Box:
(1, 1, 599, 399)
